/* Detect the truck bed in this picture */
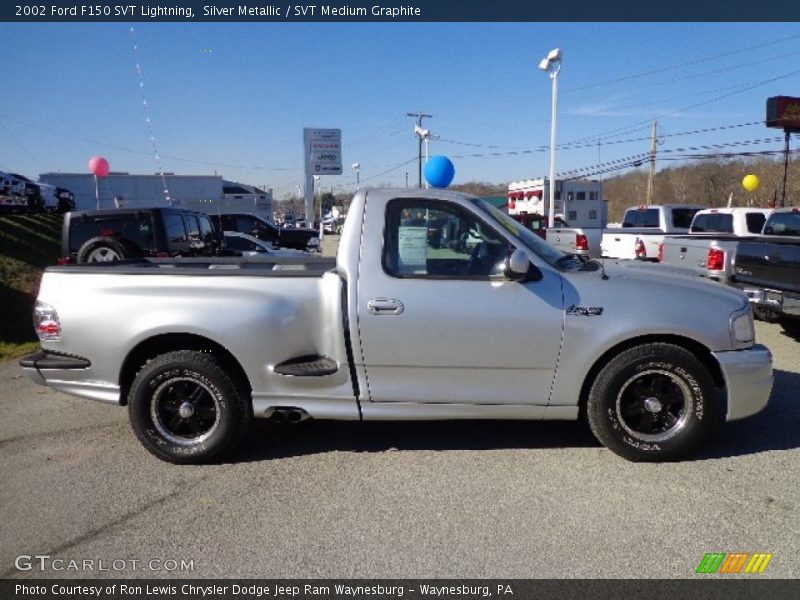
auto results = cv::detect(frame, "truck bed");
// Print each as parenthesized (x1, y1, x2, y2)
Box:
(46, 256, 337, 277)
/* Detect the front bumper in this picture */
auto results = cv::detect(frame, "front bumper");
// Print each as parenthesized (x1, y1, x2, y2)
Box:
(712, 344, 773, 420)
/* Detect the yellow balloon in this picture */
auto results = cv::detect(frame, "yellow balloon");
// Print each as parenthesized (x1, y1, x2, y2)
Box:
(742, 174, 759, 192)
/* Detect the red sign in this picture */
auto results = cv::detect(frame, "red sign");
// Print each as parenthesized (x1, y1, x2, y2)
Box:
(766, 96, 800, 131)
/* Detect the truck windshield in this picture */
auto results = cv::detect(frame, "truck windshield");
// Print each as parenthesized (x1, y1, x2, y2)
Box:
(470, 199, 566, 266)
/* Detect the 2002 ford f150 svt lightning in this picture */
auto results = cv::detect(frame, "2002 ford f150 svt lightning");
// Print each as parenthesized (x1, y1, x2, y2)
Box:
(20, 188, 773, 463)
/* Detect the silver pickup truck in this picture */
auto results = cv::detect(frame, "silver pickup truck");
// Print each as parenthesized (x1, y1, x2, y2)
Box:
(21, 189, 773, 463)
(659, 208, 773, 283)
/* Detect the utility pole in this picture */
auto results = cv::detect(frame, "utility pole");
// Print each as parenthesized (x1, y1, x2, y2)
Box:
(407, 111, 432, 188)
(780, 129, 791, 208)
(646, 120, 658, 206)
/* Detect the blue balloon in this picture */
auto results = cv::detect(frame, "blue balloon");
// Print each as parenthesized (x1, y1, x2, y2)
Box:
(424, 155, 455, 188)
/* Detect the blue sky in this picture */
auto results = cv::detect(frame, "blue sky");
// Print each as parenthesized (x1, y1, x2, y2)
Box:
(1, 22, 799, 198)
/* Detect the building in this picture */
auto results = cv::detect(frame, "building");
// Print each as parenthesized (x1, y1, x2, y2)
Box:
(38, 173, 273, 222)
(507, 178, 607, 228)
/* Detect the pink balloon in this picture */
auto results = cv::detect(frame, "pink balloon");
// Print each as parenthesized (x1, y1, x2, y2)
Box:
(88, 156, 110, 177)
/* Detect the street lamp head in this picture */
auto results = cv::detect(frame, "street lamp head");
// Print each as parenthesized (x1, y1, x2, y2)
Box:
(352, 162, 360, 170)
(539, 48, 562, 72)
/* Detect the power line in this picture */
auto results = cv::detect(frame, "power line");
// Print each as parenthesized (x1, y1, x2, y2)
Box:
(438, 120, 767, 154)
(562, 32, 800, 94)
(359, 157, 417, 185)
(564, 65, 800, 146)
(567, 49, 800, 104)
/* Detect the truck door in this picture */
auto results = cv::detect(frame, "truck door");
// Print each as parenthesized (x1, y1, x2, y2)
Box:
(356, 196, 564, 406)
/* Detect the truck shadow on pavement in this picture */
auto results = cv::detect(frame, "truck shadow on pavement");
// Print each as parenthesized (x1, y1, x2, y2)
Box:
(233, 369, 800, 463)
(236, 418, 599, 462)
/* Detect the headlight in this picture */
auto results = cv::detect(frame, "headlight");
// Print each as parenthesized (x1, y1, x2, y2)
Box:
(730, 305, 755, 346)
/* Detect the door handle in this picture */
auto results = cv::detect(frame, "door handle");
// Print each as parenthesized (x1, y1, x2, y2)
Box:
(367, 298, 404, 315)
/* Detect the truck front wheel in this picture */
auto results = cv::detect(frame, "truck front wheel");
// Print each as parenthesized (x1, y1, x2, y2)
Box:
(128, 351, 252, 463)
(586, 343, 719, 462)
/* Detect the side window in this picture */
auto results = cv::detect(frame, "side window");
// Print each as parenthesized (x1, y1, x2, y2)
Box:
(672, 208, 699, 229)
(198, 216, 216, 243)
(745, 213, 766, 234)
(235, 216, 259, 233)
(383, 200, 510, 279)
(185, 215, 201, 240)
(164, 214, 187, 244)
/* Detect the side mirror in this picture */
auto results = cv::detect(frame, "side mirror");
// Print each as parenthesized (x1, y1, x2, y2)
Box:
(504, 249, 542, 282)
(504, 249, 529, 281)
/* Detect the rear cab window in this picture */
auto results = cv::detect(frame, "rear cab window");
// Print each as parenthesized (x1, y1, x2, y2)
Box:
(763, 212, 800, 236)
(691, 213, 733, 233)
(623, 208, 660, 228)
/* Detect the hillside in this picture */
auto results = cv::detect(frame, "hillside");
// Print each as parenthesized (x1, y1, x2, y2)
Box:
(0, 214, 62, 360)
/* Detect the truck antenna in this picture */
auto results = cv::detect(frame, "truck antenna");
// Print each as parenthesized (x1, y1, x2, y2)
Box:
(599, 213, 609, 280)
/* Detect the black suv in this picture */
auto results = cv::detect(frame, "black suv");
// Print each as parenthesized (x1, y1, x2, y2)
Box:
(210, 213, 320, 252)
(61, 207, 227, 264)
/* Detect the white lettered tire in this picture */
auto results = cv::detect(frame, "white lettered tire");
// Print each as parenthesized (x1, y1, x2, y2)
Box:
(128, 351, 251, 464)
(587, 343, 719, 461)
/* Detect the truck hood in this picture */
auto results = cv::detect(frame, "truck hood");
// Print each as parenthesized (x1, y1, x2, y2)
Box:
(560, 260, 750, 352)
(602, 261, 748, 306)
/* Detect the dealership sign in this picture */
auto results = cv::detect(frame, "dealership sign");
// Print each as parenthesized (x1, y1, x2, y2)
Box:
(304, 128, 342, 175)
(766, 96, 800, 132)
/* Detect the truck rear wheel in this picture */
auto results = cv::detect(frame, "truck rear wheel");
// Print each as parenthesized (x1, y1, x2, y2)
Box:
(586, 343, 719, 462)
(128, 351, 251, 464)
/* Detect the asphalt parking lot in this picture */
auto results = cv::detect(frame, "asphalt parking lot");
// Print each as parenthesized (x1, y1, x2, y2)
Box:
(0, 317, 798, 580)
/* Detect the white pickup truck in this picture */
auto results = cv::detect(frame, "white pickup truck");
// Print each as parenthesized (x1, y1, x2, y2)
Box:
(510, 213, 602, 257)
(601, 204, 705, 261)
(659, 208, 773, 283)
(20, 189, 772, 464)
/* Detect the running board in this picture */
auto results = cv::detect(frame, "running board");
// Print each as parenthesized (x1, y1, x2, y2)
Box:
(273, 355, 338, 377)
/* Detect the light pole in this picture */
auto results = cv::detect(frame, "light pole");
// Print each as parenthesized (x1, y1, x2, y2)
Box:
(352, 162, 361, 191)
(313, 174, 323, 241)
(539, 48, 561, 228)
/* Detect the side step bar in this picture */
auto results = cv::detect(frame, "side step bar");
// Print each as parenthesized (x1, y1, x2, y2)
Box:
(273, 355, 338, 377)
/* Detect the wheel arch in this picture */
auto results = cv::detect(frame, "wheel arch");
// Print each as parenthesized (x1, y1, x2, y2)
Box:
(118, 333, 251, 406)
(577, 334, 726, 420)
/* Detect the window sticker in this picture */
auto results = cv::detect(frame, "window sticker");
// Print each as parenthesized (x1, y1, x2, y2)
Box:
(397, 226, 428, 274)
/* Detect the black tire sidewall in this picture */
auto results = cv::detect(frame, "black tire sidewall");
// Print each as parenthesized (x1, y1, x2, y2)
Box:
(128, 353, 247, 463)
(588, 345, 717, 461)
